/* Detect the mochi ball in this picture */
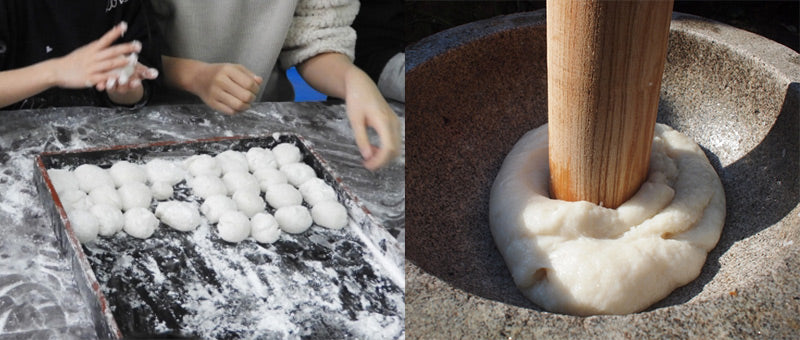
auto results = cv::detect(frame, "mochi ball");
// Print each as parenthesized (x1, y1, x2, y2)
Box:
(109, 161, 146, 187)
(90, 204, 124, 237)
(47, 168, 78, 194)
(68, 209, 99, 243)
(265, 183, 303, 209)
(151, 181, 174, 201)
(272, 143, 302, 167)
(145, 159, 185, 186)
(232, 191, 266, 218)
(190, 175, 228, 199)
(155, 201, 201, 232)
(123, 207, 158, 239)
(280, 162, 317, 187)
(118, 182, 152, 211)
(216, 150, 249, 174)
(217, 210, 250, 243)
(253, 168, 288, 192)
(200, 195, 238, 223)
(222, 171, 260, 195)
(60, 190, 93, 213)
(89, 185, 122, 209)
(246, 147, 278, 171)
(74, 164, 114, 192)
(311, 201, 348, 229)
(184, 154, 222, 177)
(274, 205, 312, 234)
(251, 212, 280, 244)
(299, 178, 337, 207)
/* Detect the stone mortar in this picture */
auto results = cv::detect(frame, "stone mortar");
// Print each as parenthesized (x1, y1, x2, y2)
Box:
(406, 10, 800, 339)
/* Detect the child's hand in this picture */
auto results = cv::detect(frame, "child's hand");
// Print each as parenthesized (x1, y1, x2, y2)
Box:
(103, 62, 160, 105)
(192, 63, 263, 115)
(52, 22, 142, 89)
(345, 71, 401, 171)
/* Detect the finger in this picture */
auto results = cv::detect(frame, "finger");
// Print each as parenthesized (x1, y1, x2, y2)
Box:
(94, 40, 141, 61)
(216, 89, 251, 113)
(211, 99, 237, 115)
(94, 21, 128, 49)
(88, 56, 130, 74)
(347, 111, 373, 161)
(228, 66, 260, 95)
(221, 76, 256, 104)
(364, 112, 400, 170)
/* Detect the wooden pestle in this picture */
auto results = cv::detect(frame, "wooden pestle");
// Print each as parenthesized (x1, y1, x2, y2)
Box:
(547, 0, 674, 209)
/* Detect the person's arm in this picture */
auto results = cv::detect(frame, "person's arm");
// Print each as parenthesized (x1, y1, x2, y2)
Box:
(297, 52, 400, 171)
(0, 22, 141, 108)
(162, 56, 262, 114)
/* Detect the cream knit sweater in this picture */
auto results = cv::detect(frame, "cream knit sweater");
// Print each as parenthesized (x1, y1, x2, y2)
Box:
(152, 0, 359, 102)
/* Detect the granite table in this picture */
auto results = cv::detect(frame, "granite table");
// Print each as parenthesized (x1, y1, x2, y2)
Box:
(0, 101, 405, 339)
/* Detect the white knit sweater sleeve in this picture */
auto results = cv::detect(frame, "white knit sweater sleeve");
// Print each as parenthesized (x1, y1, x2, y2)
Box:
(279, 0, 359, 69)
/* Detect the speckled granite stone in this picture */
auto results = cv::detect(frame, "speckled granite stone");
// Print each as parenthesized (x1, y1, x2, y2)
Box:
(407, 10, 800, 339)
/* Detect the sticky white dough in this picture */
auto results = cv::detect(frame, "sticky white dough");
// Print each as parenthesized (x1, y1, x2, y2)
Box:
(60, 190, 93, 213)
(489, 123, 725, 316)
(272, 143, 302, 167)
(216, 210, 250, 243)
(118, 182, 152, 211)
(251, 212, 281, 244)
(253, 168, 288, 192)
(123, 207, 159, 239)
(189, 175, 228, 199)
(280, 162, 317, 187)
(74, 164, 114, 192)
(151, 181, 174, 201)
(232, 191, 266, 218)
(265, 183, 303, 209)
(155, 201, 201, 232)
(89, 185, 122, 210)
(200, 195, 238, 224)
(311, 201, 348, 229)
(274, 205, 312, 234)
(184, 154, 222, 177)
(215, 150, 249, 174)
(47, 168, 78, 194)
(222, 171, 260, 195)
(109, 161, 146, 187)
(90, 204, 124, 237)
(299, 178, 337, 207)
(68, 209, 99, 243)
(246, 147, 278, 171)
(145, 159, 186, 186)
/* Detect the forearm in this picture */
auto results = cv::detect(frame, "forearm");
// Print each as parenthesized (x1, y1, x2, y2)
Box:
(162, 55, 207, 96)
(0, 59, 60, 108)
(297, 52, 363, 100)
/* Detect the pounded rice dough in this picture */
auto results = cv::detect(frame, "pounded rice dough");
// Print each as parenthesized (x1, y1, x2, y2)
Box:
(155, 201, 201, 232)
(68, 209, 100, 243)
(151, 181, 174, 201)
(184, 154, 222, 177)
(90, 204, 124, 236)
(118, 182, 152, 211)
(265, 183, 303, 209)
(274, 205, 312, 234)
(60, 190, 93, 213)
(311, 200, 348, 229)
(123, 207, 158, 239)
(109, 161, 146, 187)
(232, 191, 266, 218)
(299, 178, 337, 207)
(246, 147, 278, 171)
(217, 210, 250, 243)
(280, 162, 316, 187)
(89, 185, 122, 210)
(200, 195, 238, 224)
(272, 143, 302, 167)
(253, 168, 288, 192)
(251, 212, 281, 244)
(489, 123, 725, 316)
(190, 175, 228, 199)
(47, 168, 78, 193)
(145, 159, 185, 186)
(74, 164, 114, 192)
(222, 171, 260, 195)
(216, 150, 249, 174)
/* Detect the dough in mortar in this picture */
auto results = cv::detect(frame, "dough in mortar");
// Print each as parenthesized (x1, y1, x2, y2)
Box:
(489, 123, 725, 316)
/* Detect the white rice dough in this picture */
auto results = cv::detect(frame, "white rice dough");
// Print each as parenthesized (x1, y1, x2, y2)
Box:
(299, 178, 337, 207)
(88, 185, 122, 210)
(232, 191, 266, 218)
(264, 183, 303, 209)
(215, 150, 249, 174)
(200, 195, 238, 224)
(222, 171, 260, 195)
(74, 164, 114, 192)
(489, 123, 726, 316)
(272, 143, 302, 167)
(109, 161, 146, 187)
(251, 212, 281, 244)
(67, 209, 100, 243)
(189, 175, 228, 199)
(280, 162, 317, 187)
(155, 201, 201, 232)
(216, 210, 250, 243)
(246, 147, 278, 171)
(123, 207, 159, 239)
(183, 154, 222, 177)
(311, 200, 348, 230)
(60, 190, 93, 213)
(145, 159, 185, 186)
(47, 168, 78, 194)
(89, 204, 124, 237)
(117, 182, 152, 211)
(151, 181, 174, 201)
(107, 52, 137, 88)
(253, 168, 288, 192)
(274, 205, 312, 234)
